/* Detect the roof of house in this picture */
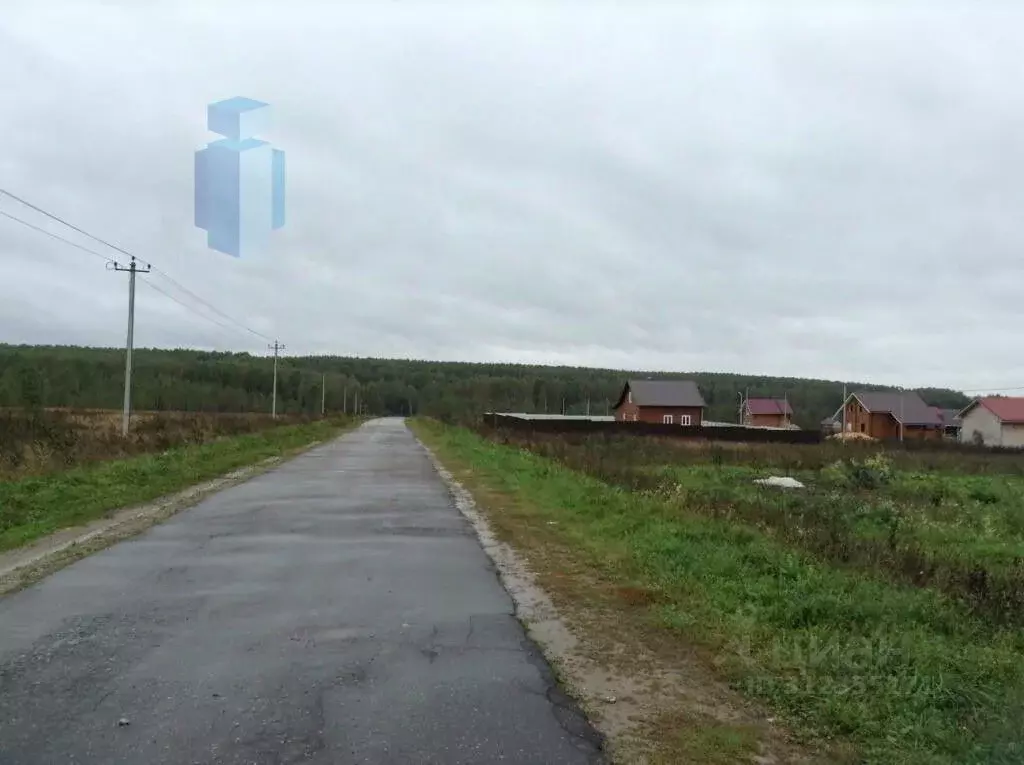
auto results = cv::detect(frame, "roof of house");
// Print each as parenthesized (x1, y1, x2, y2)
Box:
(614, 379, 706, 409)
(961, 396, 1024, 424)
(937, 408, 962, 427)
(851, 390, 943, 426)
(745, 398, 793, 416)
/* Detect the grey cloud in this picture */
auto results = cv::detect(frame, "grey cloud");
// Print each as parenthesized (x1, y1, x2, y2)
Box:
(2, 1, 1024, 391)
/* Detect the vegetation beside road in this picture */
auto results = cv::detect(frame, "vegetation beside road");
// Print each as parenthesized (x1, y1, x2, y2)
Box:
(511, 433, 1024, 627)
(415, 419, 1024, 764)
(0, 408, 316, 478)
(0, 416, 358, 552)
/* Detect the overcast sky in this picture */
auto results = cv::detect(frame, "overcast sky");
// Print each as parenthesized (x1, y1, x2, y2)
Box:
(1, 1, 1022, 392)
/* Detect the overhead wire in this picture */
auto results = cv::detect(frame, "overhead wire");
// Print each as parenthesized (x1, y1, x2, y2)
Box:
(0, 209, 114, 265)
(147, 265, 275, 342)
(958, 385, 1024, 395)
(0, 188, 136, 263)
(0, 187, 278, 344)
(137, 276, 253, 340)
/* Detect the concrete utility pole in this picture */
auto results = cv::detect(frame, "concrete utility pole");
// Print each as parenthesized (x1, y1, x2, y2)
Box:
(899, 389, 905, 442)
(343, 386, 347, 415)
(111, 256, 151, 436)
(268, 341, 285, 418)
(842, 383, 847, 439)
(321, 374, 326, 417)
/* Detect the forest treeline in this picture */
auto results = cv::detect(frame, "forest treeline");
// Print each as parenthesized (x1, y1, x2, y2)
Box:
(0, 344, 971, 428)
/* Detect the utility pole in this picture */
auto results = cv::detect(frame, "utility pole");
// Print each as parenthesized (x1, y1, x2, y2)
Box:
(321, 374, 326, 417)
(343, 386, 348, 414)
(899, 389, 905, 442)
(268, 341, 285, 418)
(111, 256, 151, 436)
(842, 383, 848, 442)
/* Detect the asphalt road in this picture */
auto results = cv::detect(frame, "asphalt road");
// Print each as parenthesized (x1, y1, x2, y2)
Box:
(0, 418, 604, 764)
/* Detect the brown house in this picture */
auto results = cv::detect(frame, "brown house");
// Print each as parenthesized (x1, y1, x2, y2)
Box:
(613, 379, 706, 426)
(838, 390, 944, 441)
(741, 398, 794, 428)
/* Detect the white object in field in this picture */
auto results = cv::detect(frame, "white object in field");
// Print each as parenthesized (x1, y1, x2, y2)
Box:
(753, 476, 805, 489)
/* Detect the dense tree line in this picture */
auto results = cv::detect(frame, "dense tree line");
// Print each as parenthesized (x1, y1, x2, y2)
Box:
(0, 344, 971, 428)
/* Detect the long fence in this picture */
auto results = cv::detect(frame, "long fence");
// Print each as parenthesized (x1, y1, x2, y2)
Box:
(481, 414, 823, 444)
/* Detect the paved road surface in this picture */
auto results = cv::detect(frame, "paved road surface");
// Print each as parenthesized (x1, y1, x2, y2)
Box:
(0, 418, 604, 764)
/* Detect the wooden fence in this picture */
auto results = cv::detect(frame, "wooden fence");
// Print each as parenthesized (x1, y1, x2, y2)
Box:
(481, 414, 823, 444)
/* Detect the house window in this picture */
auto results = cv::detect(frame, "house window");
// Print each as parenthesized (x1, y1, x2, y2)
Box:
(681, 414, 692, 426)
(860, 423, 866, 433)
(627, 391, 632, 404)
(663, 414, 673, 424)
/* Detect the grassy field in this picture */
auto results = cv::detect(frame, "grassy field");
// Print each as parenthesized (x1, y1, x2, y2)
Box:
(0, 415, 357, 551)
(416, 420, 1024, 764)
(512, 433, 1024, 627)
(0, 408, 316, 478)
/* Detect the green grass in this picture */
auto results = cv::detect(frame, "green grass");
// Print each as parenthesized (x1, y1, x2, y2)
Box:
(0, 417, 357, 551)
(662, 720, 760, 765)
(513, 432, 1024, 625)
(642, 460, 1024, 625)
(416, 420, 1024, 764)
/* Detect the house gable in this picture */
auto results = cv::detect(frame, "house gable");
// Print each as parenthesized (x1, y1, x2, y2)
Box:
(840, 390, 943, 440)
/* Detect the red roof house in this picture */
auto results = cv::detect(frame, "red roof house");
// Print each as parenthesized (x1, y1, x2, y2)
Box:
(958, 397, 1024, 446)
(741, 398, 794, 428)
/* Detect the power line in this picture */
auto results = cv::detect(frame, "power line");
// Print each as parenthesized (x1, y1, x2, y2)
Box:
(148, 266, 274, 342)
(0, 188, 136, 261)
(0, 209, 114, 265)
(0, 187, 276, 344)
(959, 385, 1024, 394)
(138, 276, 252, 339)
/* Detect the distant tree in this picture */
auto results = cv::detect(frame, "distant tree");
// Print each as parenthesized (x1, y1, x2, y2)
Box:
(17, 365, 44, 410)
(0, 343, 972, 426)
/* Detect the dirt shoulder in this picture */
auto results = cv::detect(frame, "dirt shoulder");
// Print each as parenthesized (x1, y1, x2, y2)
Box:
(416, 433, 836, 765)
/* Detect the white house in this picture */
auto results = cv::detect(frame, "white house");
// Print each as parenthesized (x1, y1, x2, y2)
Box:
(957, 397, 1024, 447)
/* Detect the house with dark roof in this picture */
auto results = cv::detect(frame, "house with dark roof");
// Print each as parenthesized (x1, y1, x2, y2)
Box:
(839, 390, 944, 441)
(936, 408, 962, 440)
(613, 379, 706, 426)
(741, 398, 794, 428)
(957, 397, 1024, 447)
